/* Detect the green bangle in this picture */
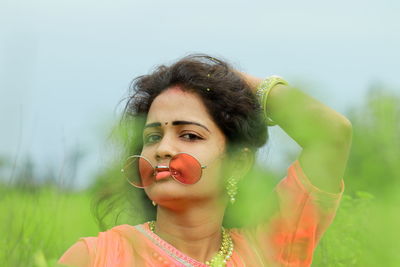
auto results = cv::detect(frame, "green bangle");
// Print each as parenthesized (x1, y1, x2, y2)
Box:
(255, 75, 289, 126)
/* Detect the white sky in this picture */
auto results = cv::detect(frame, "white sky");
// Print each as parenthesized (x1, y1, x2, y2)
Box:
(1, 0, 399, 189)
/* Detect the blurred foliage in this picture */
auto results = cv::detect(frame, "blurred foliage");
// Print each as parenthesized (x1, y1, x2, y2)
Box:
(344, 84, 400, 197)
(312, 85, 400, 267)
(0, 185, 99, 266)
(0, 85, 399, 266)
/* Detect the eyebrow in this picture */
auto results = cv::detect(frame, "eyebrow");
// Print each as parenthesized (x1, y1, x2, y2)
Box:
(144, 120, 210, 133)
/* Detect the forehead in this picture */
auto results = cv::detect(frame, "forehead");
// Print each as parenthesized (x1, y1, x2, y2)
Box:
(146, 86, 214, 127)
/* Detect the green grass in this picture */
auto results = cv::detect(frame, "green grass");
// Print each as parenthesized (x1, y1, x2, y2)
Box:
(0, 186, 99, 267)
(312, 192, 400, 266)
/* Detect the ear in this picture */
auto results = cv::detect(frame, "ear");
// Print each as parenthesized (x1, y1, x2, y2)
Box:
(229, 147, 255, 180)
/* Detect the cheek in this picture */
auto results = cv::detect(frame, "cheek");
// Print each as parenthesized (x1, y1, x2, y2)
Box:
(201, 159, 227, 191)
(144, 187, 152, 198)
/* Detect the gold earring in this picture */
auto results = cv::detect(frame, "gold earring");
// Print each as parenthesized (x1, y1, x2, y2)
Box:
(226, 177, 238, 204)
(152, 201, 157, 206)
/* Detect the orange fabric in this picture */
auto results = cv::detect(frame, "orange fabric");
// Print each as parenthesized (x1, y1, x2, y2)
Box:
(58, 160, 344, 267)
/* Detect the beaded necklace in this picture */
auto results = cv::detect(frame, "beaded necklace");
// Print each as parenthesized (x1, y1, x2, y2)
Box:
(148, 221, 234, 267)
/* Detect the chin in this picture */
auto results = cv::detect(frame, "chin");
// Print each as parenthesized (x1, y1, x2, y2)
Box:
(145, 180, 194, 201)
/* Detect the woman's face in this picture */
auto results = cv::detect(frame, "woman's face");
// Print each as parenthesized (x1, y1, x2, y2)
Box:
(142, 85, 228, 207)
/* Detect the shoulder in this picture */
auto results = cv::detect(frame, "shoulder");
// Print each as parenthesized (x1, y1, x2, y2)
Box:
(277, 159, 344, 205)
(57, 238, 94, 267)
(57, 224, 145, 267)
(227, 161, 345, 266)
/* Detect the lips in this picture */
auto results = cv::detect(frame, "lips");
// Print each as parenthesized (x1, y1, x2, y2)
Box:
(155, 166, 170, 181)
(155, 171, 171, 180)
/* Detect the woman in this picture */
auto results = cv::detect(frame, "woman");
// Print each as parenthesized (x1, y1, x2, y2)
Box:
(58, 54, 352, 266)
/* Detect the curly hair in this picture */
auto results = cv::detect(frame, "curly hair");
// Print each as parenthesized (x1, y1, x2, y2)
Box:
(91, 54, 273, 230)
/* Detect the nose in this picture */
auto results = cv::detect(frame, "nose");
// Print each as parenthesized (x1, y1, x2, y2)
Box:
(154, 133, 177, 163)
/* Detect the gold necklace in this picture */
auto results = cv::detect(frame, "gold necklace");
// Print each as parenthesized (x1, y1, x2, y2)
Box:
(148, 221, 234, 267)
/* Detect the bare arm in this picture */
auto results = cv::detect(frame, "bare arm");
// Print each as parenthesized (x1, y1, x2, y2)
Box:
(241, 72, 352, 193)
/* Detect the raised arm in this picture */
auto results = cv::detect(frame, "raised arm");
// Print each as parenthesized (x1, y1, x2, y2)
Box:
(241, 72, 352, 193)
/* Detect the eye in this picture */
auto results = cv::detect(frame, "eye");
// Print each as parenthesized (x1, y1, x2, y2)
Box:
(144, 134, 161, 145)
(181, 133, 203, 141)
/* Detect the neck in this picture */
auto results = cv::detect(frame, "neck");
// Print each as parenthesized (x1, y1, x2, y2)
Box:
(153, 199, 226, 263)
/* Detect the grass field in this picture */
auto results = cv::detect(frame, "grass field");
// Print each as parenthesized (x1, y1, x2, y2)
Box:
(0, 186, 99, 267)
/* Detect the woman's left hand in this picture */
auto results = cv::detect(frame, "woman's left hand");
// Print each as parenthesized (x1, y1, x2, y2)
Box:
(234, 70, 263, 94)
